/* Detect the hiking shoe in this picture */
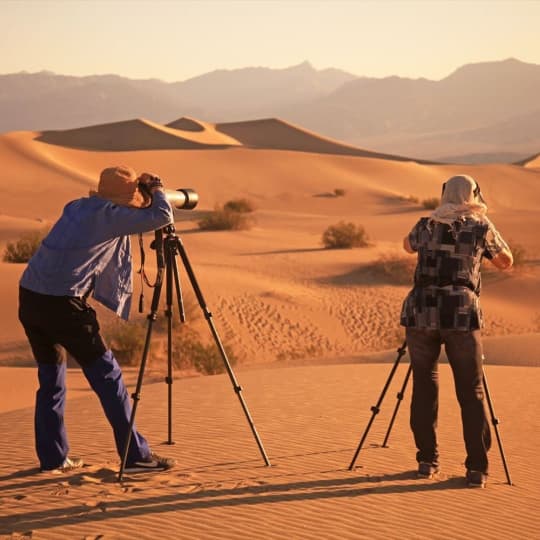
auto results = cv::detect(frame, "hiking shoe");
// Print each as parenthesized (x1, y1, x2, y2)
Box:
(417, 462, 439, 478)
(466, 470, 487, 488)
(124, 452, 176, 473)
(41, 456, 84, 474)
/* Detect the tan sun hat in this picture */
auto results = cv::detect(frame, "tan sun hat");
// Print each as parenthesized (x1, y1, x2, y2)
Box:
(89, 165, 151, 208)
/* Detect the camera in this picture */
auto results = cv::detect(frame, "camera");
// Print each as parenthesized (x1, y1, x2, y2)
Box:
(163, 188, 199, 210)
(138, 178, 199, 210)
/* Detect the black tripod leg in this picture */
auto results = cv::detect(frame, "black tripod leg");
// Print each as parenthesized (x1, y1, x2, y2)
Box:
(482, 366, 512, 485)
(382, 363, 412, 448)
(175, 237, 271, 466)
(164, 240, 175, 445)
(118, 230, 165, 482)
(349, 341, 407, 471)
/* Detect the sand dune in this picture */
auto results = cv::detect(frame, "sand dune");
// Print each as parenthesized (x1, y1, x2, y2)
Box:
(519, 151, 540, 168)
(0, 118, 539, 364)
(0, 363, 538, 539)
(0, 115, 539, 539)
(216, 118, 432, 161)
(37, 118, 242, 151)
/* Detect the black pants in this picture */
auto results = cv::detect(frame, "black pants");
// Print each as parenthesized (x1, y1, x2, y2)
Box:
(18, 286, 150, 469)
(406, 327, 491, 474)
(18, 286, 107, 366)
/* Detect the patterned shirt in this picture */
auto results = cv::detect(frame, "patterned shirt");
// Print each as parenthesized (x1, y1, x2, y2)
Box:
(400, 216, 509, 330)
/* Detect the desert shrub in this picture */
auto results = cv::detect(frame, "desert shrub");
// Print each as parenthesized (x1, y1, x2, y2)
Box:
(333, 188, 346, 197)
(366, 254, 416, 285)
(397, 194, 420, 203)
(322, 221, 369, 249)
(104, 319, 147, 366)
(197, 207, 252, 231)
(508, 241, 526, 267)
(422, 197, 440, 210)
(190, 341, 239, 375)
(223, 198, 256, 213)
(172, 330, 238, 374)
(3, 229, 47, 263)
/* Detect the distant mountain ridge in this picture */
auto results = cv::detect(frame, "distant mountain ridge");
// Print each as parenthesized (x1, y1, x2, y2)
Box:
(1, 58, 539, 162)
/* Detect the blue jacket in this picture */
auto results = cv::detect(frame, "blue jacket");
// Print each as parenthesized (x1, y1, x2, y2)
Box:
(20, 191, 173, 320)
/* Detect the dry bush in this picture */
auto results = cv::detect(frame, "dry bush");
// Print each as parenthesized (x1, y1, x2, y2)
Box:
(223, 198, 256, 213)
(333, 188, 346, 197)
(508, 241, 527, 267)
(171, 329, 238, 374)
(365, 254, 417, 285)
(197, 207, 253, 231)
(3, 229, 48, 263)
(105, 313, 239, 376)
(421, 197, 440, 210)
(322, 221, 369, 249)
(190, 341, 239, 375)
(104, 319, 147, 366)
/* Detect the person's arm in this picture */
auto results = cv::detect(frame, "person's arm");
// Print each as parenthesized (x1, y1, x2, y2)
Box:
(491, 247, 513, 270)
(403, 219, 423, 254)
(484, 220, 513, 270)
(97, 189, 173, 238)
(403, 235, 415, 253)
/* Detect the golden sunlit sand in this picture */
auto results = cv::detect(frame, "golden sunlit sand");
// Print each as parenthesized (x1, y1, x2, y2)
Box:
(0, 117, 539, 538)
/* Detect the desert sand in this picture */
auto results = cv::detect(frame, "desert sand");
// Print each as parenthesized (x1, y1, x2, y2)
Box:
(0, 118, 539, 539)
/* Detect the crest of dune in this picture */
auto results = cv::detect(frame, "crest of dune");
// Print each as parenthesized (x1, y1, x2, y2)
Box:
(518, 151, 540, 168)
(36, 118, 241, 151)
(216, 118, 432, 162)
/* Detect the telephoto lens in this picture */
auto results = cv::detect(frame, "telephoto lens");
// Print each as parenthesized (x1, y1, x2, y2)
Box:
(164, 188, 199, 210)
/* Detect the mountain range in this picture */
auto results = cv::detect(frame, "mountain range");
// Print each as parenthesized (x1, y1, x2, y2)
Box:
(1, 58, 539, 162)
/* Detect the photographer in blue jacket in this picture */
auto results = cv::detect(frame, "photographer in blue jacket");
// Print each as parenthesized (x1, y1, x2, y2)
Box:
(19, 165, 176, 473)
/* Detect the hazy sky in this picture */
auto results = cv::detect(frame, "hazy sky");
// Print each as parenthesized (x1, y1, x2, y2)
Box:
(2, 0, 539, 81)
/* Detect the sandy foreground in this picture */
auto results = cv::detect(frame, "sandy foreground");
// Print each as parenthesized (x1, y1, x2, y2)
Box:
(0, 118, 539, 538)
(0, 360, 539, 539)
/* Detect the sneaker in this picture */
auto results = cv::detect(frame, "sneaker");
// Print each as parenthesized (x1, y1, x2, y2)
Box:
(466, 470, 487, 488)
(124, 452, 176, 473)
(417, 462, 439, 479)
(41, 456, 84, 474)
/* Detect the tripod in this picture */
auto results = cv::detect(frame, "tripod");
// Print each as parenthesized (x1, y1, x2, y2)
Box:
(118, 225, 271, 481)
(348, 341, 512, 485)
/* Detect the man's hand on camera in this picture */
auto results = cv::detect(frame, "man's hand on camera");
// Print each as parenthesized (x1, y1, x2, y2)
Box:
(138, 173, 164, 193)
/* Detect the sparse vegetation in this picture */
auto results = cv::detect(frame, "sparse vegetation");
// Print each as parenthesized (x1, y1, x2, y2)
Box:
(197, 205, 253, 231)
(104, 319, 147, 365)
(333, 188, 346, 197)
(190, 341, 238, 375)
(397, 194, 420, 203)
(276, 344, 324, 362)
(223, 198, 256, 213)
(508, 241, 527, 267)
(421, 197, 440, 210)
(322, 221, 369, 249)
(197, 198, 256, 231)
(171, 328, 239, 374)
(365, 254, 417, 285)
(104, 304, 240, 375)
(3, 229, 48, 263)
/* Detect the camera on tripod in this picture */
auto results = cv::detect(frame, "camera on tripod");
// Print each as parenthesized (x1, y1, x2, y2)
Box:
(138, 176, 199, 210)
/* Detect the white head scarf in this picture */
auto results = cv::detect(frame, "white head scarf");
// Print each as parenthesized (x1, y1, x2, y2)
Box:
(429, 174, 487, 226)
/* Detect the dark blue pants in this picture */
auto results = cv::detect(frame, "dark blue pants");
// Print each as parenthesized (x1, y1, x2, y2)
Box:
(19, 287, 150, 470)
(406, 327, 491, 474)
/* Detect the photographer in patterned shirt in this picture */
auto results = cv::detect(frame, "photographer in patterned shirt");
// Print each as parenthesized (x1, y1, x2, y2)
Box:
(400, 174, 513, 488)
